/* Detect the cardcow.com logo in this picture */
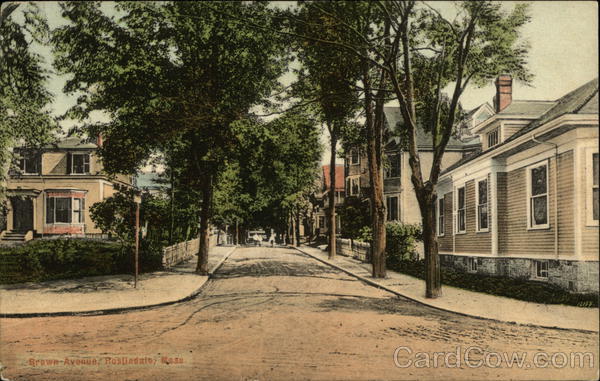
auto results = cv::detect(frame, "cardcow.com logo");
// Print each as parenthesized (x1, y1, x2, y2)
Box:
(393, 346, 595, 369)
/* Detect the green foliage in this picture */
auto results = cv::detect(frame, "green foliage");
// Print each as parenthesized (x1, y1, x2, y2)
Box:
(388, 259, 598, 308)
(385, 223, 423, 263)
(356, 226, 373, 244)
(0, 239, 130, 284)
(339, 196, 371, 240)
(0, 2, 57, 201)
(89, 188, 138, 244)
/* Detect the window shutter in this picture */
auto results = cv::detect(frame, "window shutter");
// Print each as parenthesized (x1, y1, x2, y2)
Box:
(66, 152, 72, 174)
(81, 198, 85, 223)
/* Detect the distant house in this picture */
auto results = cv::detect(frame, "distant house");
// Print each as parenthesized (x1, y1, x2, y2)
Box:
(314, 164, 345, 237)
(1, 136, 135, 242)
(436, 76, 599, 292)
(135, 172, 164, 196)
(342, 106, 480, 232)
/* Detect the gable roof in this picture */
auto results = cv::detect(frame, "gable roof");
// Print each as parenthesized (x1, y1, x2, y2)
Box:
(43, 136, 98, 150)
(383, 107, 467, 150)
(322, 164, 345, 191)
(442, 78, 599, 175)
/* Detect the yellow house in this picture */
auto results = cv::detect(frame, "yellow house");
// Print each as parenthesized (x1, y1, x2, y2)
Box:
(1, 137, 134, 242)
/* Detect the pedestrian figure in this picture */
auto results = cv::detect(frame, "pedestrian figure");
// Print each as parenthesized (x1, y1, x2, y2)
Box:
(253, 233, 261, 246)
(269, 232, 275, 247)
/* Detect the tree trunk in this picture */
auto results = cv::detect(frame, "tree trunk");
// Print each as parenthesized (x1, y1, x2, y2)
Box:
(195, 173, 212, 275)
(328, 132, 337, 259)
(169, 169, 175, 245)
(235, 220, 239, 245)
(418, 192, 442, 298)
(362, 58, 387, 278)
(295, 208, 301, 246)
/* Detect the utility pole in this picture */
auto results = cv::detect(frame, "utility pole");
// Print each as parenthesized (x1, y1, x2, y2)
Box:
(134, 194, 141, 288)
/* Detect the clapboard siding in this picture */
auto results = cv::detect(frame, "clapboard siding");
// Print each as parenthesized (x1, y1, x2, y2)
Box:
(556, 151, 574, 255)
(497, 172, 508, 253)
(500, 151, 574, 257)
(438, 192, 453, 252)
(455, 180, 492, 253)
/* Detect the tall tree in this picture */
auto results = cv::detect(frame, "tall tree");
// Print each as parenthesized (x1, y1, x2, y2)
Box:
(52, 1, 288, 274)
(283, 1, 530, 288)
(294, 2, 361, 260)
(0, 2, 56, 202)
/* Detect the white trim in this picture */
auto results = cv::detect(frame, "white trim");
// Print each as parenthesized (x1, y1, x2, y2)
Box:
(526, 160, 550, 230)
(475, 175, 490, 233)
(585, 148, 599, 226)
(442, 114, 598, 179)
(505, 141, 575, 172)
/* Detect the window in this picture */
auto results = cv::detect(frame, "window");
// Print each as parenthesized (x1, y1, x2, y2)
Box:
(528, 163, 548, 228)
(385, 154, 401, 178)
(487, 128, 499, 148)
(350, 150, 360, 165)
(318, 216, 325, 229)
(46, 195, 84, 224)
(348, 177, 360, 196)
(456, 186, 466, 233)
(533, 260, 548, 279)
(437, 198, 444, 236)
(335, 191, 344, 203)
(386, 196, 398, 221)
(477, 178, 489, 231)
(588, 152, 599, 225)
(18, 151, 39, 174)
(71, 153, 90, 174)
(468, 257, 478, 272)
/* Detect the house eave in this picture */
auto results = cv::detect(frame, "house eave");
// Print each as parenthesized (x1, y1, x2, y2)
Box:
(440, 113, 598, 179)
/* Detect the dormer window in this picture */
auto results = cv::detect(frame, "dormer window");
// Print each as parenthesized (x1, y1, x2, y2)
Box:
(18, 152, 40, 174)
(71, 153, 90, 174)
(487, 128, 499, 148)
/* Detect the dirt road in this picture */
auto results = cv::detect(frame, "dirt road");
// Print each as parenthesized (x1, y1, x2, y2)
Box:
(1, 247, 598, 380)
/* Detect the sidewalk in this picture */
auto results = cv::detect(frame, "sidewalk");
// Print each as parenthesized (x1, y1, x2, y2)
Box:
(0, 245, 236, 316)
(296, 245, 599, 332)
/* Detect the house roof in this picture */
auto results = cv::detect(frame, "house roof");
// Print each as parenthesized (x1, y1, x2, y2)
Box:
(43, 136, 98, 149)
(383, 107, 467, 150)
(322, 164, 345, 191)
(442, 78, 599, 175)
(497, 100, 556, 117)
(135, 172, 163, 190)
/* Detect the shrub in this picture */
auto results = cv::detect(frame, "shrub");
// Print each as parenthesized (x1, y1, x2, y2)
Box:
(356, 226, 372, 243)
(387, 259, 598, 308)
(0, 238, 164, 284)
(385, 222, 422, 264)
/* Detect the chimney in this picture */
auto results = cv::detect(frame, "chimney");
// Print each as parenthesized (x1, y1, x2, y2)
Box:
(96, 133, 103, 147)
(494, 74, 512, 112)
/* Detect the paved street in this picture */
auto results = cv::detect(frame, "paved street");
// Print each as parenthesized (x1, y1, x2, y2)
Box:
(1, 247, 598, 381)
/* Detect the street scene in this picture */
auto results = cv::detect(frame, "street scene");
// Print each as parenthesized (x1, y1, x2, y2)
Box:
(1, 1, 598, 380)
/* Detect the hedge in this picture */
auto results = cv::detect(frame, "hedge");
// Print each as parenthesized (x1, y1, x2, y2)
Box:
(0, 238, 163, 284)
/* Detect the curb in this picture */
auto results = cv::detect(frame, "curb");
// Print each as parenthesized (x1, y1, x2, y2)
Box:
(0, 246, 238, 319)
(293, 246, 598, 334)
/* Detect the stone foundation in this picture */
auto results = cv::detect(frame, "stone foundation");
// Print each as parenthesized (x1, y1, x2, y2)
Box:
(439, 254, 599, 293)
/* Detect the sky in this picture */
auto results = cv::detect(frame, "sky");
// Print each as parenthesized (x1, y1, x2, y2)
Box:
(9, 1, 599, 166)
